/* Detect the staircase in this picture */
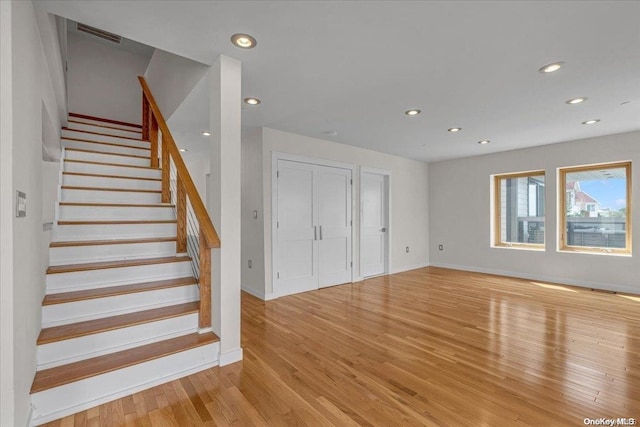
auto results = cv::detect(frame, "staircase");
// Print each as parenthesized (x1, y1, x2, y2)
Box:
(30, 114, 220, 425)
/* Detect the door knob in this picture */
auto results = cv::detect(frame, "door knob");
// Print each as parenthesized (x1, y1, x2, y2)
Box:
(380, 227, 386, 232)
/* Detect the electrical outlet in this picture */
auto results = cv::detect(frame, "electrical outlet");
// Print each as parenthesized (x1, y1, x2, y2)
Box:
(405, 246, 410, 253)
(248, 260, 252, 268)
(438, 244, 444, 251)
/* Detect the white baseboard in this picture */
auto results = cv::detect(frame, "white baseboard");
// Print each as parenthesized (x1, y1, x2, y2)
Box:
(390, 262, 430, 275)
(219, 347, 243, 366)
(241, 284, 265, 300)
(429, 262, 639, 295)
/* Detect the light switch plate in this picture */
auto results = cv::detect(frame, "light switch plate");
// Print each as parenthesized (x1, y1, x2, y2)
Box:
(16, 191, 26, 217)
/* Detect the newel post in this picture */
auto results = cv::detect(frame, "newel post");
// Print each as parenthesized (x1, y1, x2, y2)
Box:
(161, 134, 170, 203)
(142, 95, 149, 141)
(149, 115, 159, 168)
(176, 176, 187, 253)
(198, 232, 212, 329)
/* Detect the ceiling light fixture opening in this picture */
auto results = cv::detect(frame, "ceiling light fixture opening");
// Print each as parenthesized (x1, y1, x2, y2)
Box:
(538, 61, 564, 73)
(231, 33, 257, 49)
(478, 140, 490, 145)
(405, 109, 421, 116)
(201, 131, 211, 136)
(582, 119, 600, 125)
(566, 97, 588, 105)
(448, 127, 462, 133)
(244, 97, 261, 105)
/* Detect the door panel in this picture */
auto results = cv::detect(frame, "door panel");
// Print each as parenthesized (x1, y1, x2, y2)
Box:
(317, 166, 352, 287)
(276, 160, 317, 296)
(361, 172, 387, 277)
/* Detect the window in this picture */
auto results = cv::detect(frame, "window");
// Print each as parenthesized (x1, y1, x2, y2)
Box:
(494, 171, 545, 249)
(559, 161, 631, 254)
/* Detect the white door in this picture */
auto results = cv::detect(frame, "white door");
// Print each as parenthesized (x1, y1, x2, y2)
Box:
(276, 160, 317, 296)
(275, 159, 353, 296)
(360, 171, 388, 277)
(317, 165, 352, 288)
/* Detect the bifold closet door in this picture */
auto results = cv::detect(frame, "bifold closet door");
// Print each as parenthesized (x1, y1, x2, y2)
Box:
(275, 160, 317, 296)
(317, 165, 352, 288)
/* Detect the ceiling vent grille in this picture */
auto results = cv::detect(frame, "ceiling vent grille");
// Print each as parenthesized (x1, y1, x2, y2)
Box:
(76, 23, 121, 44)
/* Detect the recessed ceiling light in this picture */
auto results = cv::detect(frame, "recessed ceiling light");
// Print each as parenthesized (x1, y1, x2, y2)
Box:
(324, 130, 338, 137)
(244, 97, 261, 105)
(478, 140, 490, 145)
(566, 97, 588, 105)
(201, 131, 211, 136)
(621, 101, 631, 106)
(231, 33, 257, 49)
(448, 127, 462, 133)
(582, 119, 600, 125)
(538, 61, 564, 73)
(179, 148, 188, 152)
(405, 109, 421, 116)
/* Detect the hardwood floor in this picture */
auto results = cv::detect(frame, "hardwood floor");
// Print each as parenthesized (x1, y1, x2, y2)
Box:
(42, 267, 640, 426)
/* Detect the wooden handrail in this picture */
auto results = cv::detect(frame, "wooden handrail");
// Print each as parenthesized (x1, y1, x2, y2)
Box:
(138, 76, 220, 249)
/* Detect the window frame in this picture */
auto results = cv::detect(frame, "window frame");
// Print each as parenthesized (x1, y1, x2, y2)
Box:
(493, 170, 546, 250)
(558, 161, 632, 255)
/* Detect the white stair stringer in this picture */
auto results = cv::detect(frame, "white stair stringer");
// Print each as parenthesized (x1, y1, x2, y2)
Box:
(65, 149, 150, 167)
(37, 312, 198, 368)
(62, 138, 150, 157)
(54, 222, 177, 241)
(31, 341, 219, 426)
(66, 121, 143, 139)
(49, 239, 178, 266)
(46, 259, 193, 292)
(42, 284, 199, 328)
(64, 160, 161, 179)
(62, 129, 150, 149)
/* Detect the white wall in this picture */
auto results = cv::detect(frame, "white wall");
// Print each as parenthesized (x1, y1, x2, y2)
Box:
(429, 130, 640, 294)
(67, 31, 150, 124)
(144, 49, 209, 120)
(246, 127, 430, 298)
(0, 1, 66, 425)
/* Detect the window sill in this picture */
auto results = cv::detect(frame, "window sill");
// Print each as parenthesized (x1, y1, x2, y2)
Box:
(492, 244, 545, 252)
(558, 248, 632, 257)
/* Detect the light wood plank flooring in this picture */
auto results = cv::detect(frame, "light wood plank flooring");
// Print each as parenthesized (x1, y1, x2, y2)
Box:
(43, 267, 640, 426)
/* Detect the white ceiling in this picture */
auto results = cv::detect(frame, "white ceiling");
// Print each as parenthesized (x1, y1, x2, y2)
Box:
(37, 1, 640, 163)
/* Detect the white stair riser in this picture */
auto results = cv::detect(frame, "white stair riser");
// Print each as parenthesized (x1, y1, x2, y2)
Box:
(42, 285, 199, 327)
(66, 122, 143, 139)
(61, 188, 161, 204)
(65, 149, 150, 167)
(64, 161, 160, 179)
(55, 222, 177, 241)
(31, 342, 219, 426)
(62, 139, 150, 157)
(62, 129, 150, 149)
(67, 117, 141, 132)
(46, 261, 193, 292)
(37, 313, 198, 368)
(58, 204, 174, 221)
(49, 240, 177, 266)
(62, 174, 161, 191)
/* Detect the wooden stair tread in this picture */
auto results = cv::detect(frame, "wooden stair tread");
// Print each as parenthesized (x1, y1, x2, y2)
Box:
(65, 159, 159, 170)
(61, 186, 161, 194)
(62, 127, 147, 142)
(42, 277, 197, 305)
(31, 332, 217, 393)
(37, 301, 200, 345)
(59, 202, 172, 208)
(57, 219, 176, 225)
(46, 255, 191, 274)
(68, 119, 142, 134)
(65, 148, 149, 160)
(69, 113, 142, 129)
(63, 171, 160, 181)
(62, 136, 150, 151)
(50, 236, 176, 248)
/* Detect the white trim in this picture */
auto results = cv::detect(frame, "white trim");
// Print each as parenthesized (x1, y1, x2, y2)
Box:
(218, 347, 243, 366)
(360, 167, 391, 278)
(271, 152, 356, 299)
(429, 262, 639, 295)
(389, 262, 430, 275)
(241, 284, 265, 300)
(197, 327, 213, 334)
(25, 406, 33, 427)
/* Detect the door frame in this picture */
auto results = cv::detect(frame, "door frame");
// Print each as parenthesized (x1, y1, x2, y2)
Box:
(360, 166, 391, 278)
(271, 152, 355, 298)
